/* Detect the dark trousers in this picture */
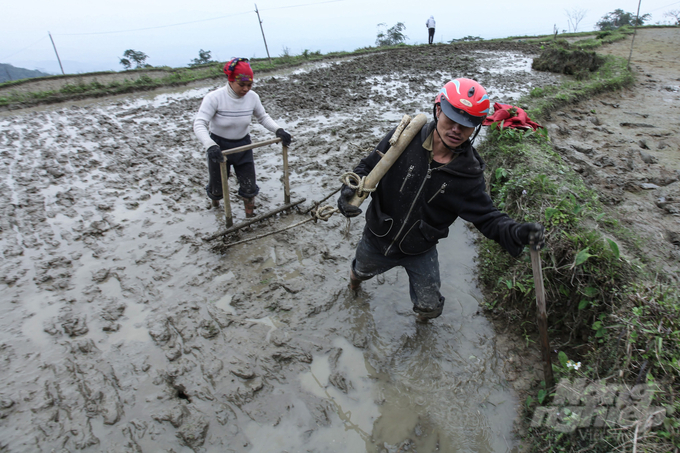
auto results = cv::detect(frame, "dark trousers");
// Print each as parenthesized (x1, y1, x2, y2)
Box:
(428, 28, 435, 44)
(206, 133, 260, 200)
(351, 233, 445, 318)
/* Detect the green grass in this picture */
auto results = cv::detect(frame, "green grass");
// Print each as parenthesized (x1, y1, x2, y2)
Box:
(0, 64, 227, 107)
(527, 55, 633, 119)
(0, 49, 354, 108)
(476, 37, 679, 451)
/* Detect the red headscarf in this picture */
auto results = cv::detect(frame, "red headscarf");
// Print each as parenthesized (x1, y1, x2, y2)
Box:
(224, 58, 253, 83)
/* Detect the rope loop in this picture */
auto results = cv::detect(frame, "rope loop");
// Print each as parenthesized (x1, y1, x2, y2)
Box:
(312, 205, 338, 222)
(341, 172, 376, 198)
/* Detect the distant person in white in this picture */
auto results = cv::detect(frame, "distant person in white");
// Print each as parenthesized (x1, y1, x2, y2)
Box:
(193, 57, 292, 217)
(426, 16, 436, 45)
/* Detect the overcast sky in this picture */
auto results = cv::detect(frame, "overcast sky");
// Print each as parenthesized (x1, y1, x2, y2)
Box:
(1, 0, 678, 74)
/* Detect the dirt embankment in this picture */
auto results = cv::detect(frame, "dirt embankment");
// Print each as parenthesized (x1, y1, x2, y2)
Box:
(0, 68, 182, 95)
(545, 28, 680, 280)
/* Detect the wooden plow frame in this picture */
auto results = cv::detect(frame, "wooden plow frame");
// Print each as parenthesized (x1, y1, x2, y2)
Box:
(216, 137, 304, 228)
(206, 113, 426, 245)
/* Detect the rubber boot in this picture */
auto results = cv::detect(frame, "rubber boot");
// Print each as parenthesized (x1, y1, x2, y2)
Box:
(349, 269, 361, 291)
(244, 197, 256, 218)
(211, 199, 220, 208)
(416, 314, 431, 324)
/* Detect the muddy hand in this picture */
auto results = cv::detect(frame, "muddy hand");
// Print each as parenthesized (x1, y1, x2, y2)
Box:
(337, 185, 362, 218)
(207, 145, 223, 163)
(515, 222, 545, 250)
(276, 128, 292, 146)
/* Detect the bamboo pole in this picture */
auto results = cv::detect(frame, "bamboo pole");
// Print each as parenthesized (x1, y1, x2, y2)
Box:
(282, 144, 290, 204)
(205, 198, 306, 241)
(348, 113, 428, 207)
(530, 244, 555, 389)
(254, 4, 272, 65)
(216, 137, 283, 226)
(221, 137, 281, 157)
(627, 0, 643, 69)
(48, 32, 65, 75)
(220, 161, 233, 227)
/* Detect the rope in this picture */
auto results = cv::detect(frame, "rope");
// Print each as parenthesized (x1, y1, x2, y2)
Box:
(313, 204, 338, 221)
(217, 169, 368, 248)
(389, 114, 412, 146)
(217, 204, 339, 249)
(340, 172, 376, 198)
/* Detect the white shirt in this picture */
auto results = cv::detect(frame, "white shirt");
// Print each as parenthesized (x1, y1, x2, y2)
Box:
(426, 17, 436, 29)
(193, 83, 280, 150)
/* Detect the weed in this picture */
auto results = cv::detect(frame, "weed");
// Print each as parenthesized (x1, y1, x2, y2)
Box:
(477, 33, 676, 451)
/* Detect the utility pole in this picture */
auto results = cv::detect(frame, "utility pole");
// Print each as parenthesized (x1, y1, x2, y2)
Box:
(48, 32, 65, 75)
(254, 4, 272, 65)
(628, 0, 642, 68)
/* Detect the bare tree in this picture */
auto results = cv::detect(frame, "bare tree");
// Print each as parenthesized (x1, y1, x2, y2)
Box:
(664, 10, 680, 25)
(565, 8, 588, 33)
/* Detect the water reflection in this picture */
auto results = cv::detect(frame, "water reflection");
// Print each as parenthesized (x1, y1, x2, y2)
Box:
(342, 221, 519, 452)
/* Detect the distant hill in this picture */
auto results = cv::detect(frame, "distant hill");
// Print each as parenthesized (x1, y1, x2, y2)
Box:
(0, 63, 52, 83)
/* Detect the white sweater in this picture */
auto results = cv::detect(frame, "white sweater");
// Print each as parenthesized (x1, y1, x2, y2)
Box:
(193, 84, 280, 150)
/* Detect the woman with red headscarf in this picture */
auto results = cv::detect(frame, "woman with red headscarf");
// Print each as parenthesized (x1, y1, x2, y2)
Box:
(193, 57, 291, 217)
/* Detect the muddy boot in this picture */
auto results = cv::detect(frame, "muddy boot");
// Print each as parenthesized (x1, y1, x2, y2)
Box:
(415, 314, 431, 324)
(415, 307, 437, 324)
(349, 269, 361, 291)
(244, 197, 256, 218)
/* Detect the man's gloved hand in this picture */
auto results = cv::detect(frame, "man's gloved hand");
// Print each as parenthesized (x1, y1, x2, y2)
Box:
(207, 145, 223, 163)
(276, 128, 292, 146)
(515, 223, 546, 250)
(337, 185, 362, 218)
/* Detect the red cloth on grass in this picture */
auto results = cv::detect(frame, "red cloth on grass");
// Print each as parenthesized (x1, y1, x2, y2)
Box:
(482, 102, 542, 130)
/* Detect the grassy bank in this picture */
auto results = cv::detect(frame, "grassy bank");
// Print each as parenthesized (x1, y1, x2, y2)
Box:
(0, 50, 350, 109)
(476, 40, 679, 451)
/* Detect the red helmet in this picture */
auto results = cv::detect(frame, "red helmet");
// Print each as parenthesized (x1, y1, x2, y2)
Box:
(436, 78, 490, 127)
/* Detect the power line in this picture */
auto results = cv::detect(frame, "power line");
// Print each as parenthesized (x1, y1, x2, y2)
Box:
(54, 0, 344, 37)
(57, 11, 252, 35)
(1, 36, 48, 61)
(264, 0, 343, 11)
(647, 0, 680, 12)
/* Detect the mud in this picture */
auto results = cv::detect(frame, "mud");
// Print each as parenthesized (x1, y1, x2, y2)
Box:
(0, 38, 636, 452)
(544, 28, 680, 281)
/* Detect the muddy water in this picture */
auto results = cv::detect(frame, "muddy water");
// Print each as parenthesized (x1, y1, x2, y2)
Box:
(0, 45, 561, 452)
(295, 221, 519, 452)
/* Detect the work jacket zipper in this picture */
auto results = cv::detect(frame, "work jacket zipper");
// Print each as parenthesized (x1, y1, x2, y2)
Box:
(427, 182, 447, 203)
(385, 168, 433, 256)
(399, 166, 415, 193)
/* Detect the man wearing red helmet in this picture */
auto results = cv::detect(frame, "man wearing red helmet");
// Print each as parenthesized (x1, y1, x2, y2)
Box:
(194, 57, 292, 217)
(337, 78, 544, 322)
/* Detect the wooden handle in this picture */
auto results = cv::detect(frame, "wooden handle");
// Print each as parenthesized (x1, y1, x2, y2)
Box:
(530, 247, 555, 389)
(221, 137, 282, 157)
(348, 113, 428, 207)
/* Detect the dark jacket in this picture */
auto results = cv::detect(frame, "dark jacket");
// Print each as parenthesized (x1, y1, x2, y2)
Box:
(355, 120, 525, 257)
